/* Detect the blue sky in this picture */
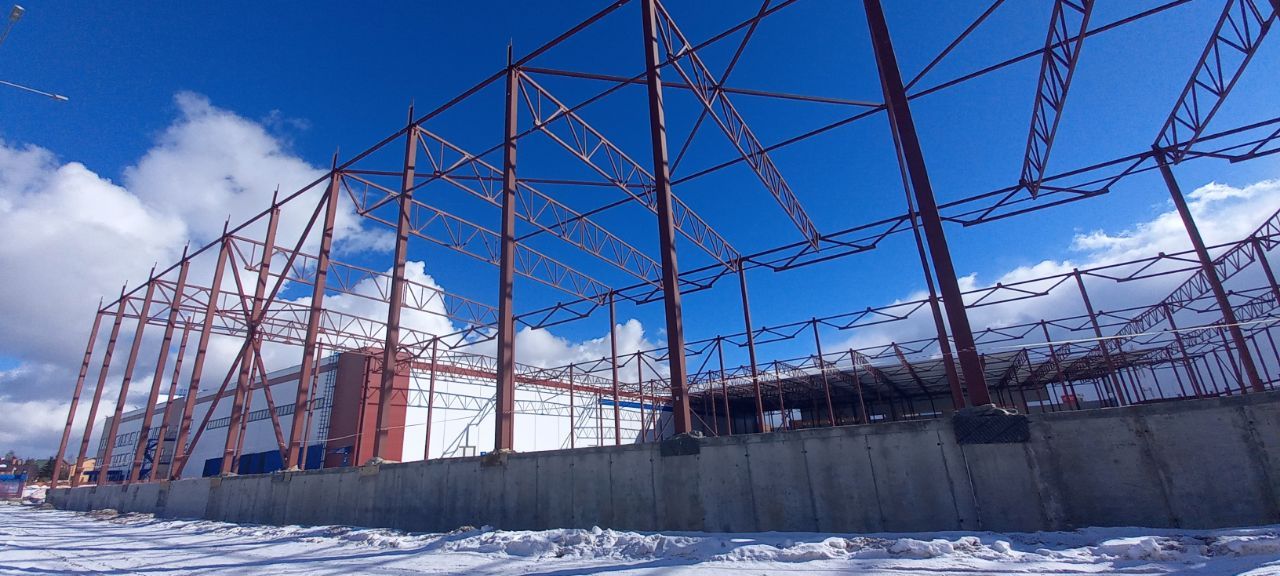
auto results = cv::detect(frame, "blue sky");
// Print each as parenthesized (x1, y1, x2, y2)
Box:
(1, 1, 1278, 453)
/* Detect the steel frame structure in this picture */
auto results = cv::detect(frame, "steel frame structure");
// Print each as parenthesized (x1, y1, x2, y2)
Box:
(51, 0, 1280, 487)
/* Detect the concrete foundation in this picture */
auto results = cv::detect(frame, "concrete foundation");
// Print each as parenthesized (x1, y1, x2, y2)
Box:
(50, 391, 1280, 533)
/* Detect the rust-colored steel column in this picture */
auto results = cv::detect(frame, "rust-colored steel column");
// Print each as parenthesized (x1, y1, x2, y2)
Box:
(1039, 321, 1076, 404)
(641, 0, 691, 433)
(1168, 356, 1191, 398)
(129, 258, 191, 483)
(53, 305, 105, 486)
(1249, 335, 1273, 389)
(1162, 304, 1204, 398)
(1254, 237, 1280, 304)
(709, 380, 719, 436)
(1155, 148, 1263, 392)
(222, 202, 280, 475)
(1148, 366, 1168, 400)
(811, 319, 837, 426)
(151, 322, 192, 480)
(716, 337, 732, 435)
(355, 356, 372, 461)
(423, 338, 439, 459)
(568, 364, 576, 449)
(636, 351, 646, 441)
(849, 350, 870, 424)
(170, 239, 230, 479)
(1217, 327, 1248, 394)
(286, 166, 342, 469)
(99, 277, 158, 486)
(230, 375, 256, 469)
(609, 293, 622, 445)
(888, 98, 964, 409)
(773, 363, 788, 429)
(494, 56, 519, 452)
(299, 343, 324, 470)
(375, 109, 417, 460)
(864, 0, 991, 406)
(738, 265, 765, 431)
(1073, 270, 1126, 406)
(73, 294, 126, 486)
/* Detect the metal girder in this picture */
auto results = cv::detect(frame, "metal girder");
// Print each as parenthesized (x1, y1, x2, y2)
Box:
(285, 167, 341, 469)
(222, 203, 281, 474)
(1025, 346, 1066, 386)
(890, 342, 933, 396)
(98, 278, 159, 486)
(113, 282, 648, 404)
(641, 0, 693, 435)
(998, 348, 1033, 389)
(128, 259, 191, 482)
(494, 60, 520, 455)
(865, 0, 991, 406)
(651, 0, 821, 248)
(1021, 0, 1093, 196)
(407, 388, 610, 418)
(515, 71, 740, 270)
(231, 234, 498, 333)
(413, 127, 663, 288)
(1156, 0, 1276, 162)
(1156, 148, 1264, 392)
(1118, 207, 1280, 337)
(52, 304, 104, 486)
(476, 117, 1280, 335)
(853, 352, 911, 401)
(344, 173, 613, 304)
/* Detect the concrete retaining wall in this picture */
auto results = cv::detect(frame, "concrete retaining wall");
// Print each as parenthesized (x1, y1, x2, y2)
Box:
(50, 391, 1280, 533)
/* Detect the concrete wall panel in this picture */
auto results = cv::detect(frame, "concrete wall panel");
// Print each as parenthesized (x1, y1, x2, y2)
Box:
(959, 443, 1046, 532)
(1140, 401, 1280, 527)
(801, 429, 883, 533)
(48, 392, 1280, 535)
(1030, 411, 1175, 528)
(654, 449, 702, 531)
(745, 434, 817, 532)
(164, 479, 210, 519)
(570, 449, 613, 529)
(536, 451, 576, 530)
(605, 447, 657, 531)
(500, 454, 539, 530)
(695, 437, 756, 532)
(863, 422, 968, 532)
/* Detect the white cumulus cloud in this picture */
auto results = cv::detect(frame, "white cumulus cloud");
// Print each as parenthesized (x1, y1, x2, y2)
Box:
(0, 93, 657, 457)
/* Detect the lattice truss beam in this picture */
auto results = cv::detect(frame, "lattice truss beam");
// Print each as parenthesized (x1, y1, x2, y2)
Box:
(1021, 0, 1093, 196)
(1156, 0, 1276, 162)
(114, 212, 1280, 425)
(672, 218, 1280, 406)
(650, 0, 820, 247)
(513, 72, 741, 268)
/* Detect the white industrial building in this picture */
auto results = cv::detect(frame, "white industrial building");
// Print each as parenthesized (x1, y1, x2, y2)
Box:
(96, 350, 666, 480)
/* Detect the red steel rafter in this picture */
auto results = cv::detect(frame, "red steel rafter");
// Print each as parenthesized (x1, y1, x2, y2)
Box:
(345, 172, 613, 304)
(1156, 0, 1276, 161)
(516, 71, 740, 270)
(413, 127, 664, 288)
(233, 233, 498, 332)
(1020, 0, 1093, 196)
(652, 0, 821, 248)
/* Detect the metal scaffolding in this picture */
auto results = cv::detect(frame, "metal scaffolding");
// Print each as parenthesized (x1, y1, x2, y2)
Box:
(52, 0, 1280, 487)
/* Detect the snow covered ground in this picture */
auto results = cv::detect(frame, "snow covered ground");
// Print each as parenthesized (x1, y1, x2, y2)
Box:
(1, 504, 1279, 575)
